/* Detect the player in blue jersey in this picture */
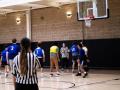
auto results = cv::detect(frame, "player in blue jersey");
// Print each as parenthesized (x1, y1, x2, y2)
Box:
(70, 42, 79, 73)
(34, 42, 45, 72)
(76, 43, 87, 78)
(7, 38, 20, 71)
(1, 48, 9, 77)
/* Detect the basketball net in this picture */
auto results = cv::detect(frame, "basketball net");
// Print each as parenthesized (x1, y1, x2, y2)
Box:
(84, 15, 94, 27)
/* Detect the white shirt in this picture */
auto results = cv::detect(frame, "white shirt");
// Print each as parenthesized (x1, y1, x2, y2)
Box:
(83, 46, 88, 55)
(60, 47, 69, 58)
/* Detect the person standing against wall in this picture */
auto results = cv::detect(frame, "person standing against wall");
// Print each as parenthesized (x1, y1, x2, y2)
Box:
(34, 42, 45, 72)
(50, 42, 60, 76)
(60, 43, 69, 72)
(12, 37, 40, 90)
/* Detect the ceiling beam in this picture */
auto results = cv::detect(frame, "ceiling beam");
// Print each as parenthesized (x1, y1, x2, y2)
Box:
(0, 0, 41, 8)
(21, 3, 48, 8)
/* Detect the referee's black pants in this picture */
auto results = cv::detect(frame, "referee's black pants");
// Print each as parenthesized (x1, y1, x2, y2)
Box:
(15, 83, 39, 90)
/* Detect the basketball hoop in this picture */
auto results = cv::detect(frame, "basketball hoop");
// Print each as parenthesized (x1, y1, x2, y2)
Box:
(84, 15, 94, 27)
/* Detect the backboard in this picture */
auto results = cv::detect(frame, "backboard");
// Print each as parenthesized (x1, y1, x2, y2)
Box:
(77, 0, 109, 20)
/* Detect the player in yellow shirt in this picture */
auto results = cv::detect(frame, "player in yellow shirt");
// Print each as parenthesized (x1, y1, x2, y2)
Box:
(50, 42, 60, 76)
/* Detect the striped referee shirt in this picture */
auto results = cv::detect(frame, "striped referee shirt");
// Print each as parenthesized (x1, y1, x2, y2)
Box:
(12, 52, 40, 84)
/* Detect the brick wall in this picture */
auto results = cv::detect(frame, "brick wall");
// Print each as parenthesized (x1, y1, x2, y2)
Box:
(0, 12, 26, 43)
(31, 4, 82, 42)
(0, 0, 120, 43)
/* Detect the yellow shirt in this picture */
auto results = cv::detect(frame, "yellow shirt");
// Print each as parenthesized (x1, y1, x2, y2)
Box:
(50, 46, 59, 53)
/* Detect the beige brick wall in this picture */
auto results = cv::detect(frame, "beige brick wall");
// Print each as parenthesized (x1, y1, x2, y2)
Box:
(0, 0, 120, 43)
(0, 12, 26, 43)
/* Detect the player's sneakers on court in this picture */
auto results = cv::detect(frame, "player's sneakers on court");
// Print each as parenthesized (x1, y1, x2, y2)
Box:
(50, 73, 54, 77)
(61, 68, 64, 71)
(5, 73, 8, 78)
(76, 72, 81, 76)
(83, 72, 88, 78)
(56, 72, 60, 75)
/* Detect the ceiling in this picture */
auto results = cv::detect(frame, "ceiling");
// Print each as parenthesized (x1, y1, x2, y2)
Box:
(0, 0, 76, 14)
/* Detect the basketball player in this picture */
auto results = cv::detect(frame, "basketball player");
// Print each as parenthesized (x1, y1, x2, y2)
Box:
(7, 38, 20, 71)
(50, 42, 60, 76)
(1, 48, 9, 77)
(60, 43, 69, 71)
(34, 42, 45, 72)
(81, 42, 90, 73)
(70, 42, 79, 73)
(77, 43, 87, 78)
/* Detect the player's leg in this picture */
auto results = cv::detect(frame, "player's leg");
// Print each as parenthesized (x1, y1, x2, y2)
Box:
(2, 61, 8, 77)
(65, 58, 69, 72)
(50, 56, 54, 76)
(61, 58, 64, 71)
(39, 58, 44, 72)
(54, 57, 60, 75)
(5, 65, 9, 77)
(9, 59, 13, 72)
(72, 57, 75, 73)
(80, 60, 87, 78)
(84, 55, 90, 72)
(76, 59, 81, 76)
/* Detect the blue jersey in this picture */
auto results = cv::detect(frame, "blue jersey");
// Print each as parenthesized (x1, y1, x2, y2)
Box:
(34, 47, 44, 58)
(1, 50, 7, 62)
(79, 48, 85, 58)
(70, 45, 79, 56)
(7, 43, 20, 59)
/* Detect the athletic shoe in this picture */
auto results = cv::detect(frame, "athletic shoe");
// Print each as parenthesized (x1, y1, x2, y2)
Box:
(83, 72, 88, 78)
(61, 68, 64, 71)
(57, 72, 60, 75)
(76, 73, 81, 76)
(5, 73, 8, 78)
(50, 73, 54, 76)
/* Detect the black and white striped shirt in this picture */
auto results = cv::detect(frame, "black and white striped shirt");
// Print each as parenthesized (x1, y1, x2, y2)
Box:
(12, 52, 40, 84)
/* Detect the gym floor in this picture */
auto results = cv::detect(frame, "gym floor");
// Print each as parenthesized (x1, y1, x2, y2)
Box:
(0, 69, 120, 90)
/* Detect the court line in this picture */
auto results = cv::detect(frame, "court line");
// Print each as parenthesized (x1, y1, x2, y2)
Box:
(1, 71, 120, 89)
(38, 80, 75, 89)
(74, 78, 120, 88)
(0, 77, 120, 89)
(0, 78, 75, 89)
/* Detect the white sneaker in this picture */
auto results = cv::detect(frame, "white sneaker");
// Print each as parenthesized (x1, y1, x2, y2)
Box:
(50, 73, 54, 77)
(56, 72, 60, 75)
(61, 68, 64, 71)
(5, 73, 8, 78)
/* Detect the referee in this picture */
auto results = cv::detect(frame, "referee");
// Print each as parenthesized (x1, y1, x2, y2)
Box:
(12, 37, 40, 90)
